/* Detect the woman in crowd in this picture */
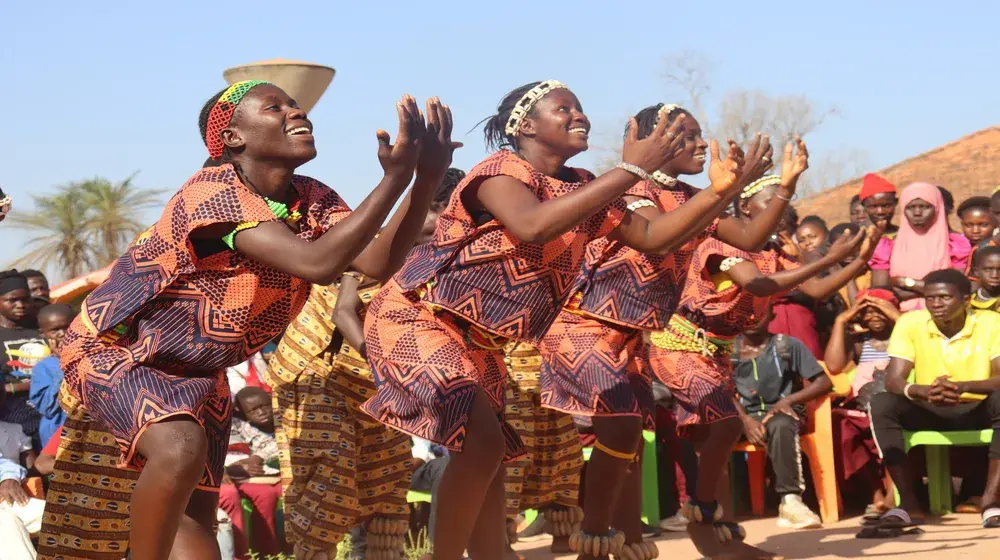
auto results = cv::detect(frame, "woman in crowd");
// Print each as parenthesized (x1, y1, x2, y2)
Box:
(824, 288, 899, 515)
(539, 102, 786, 557)
(39, 83, 455, 560)
(646, 172, 880, 558)
(360, 80, 765, 560)
(870, 182, 971, 311)
(795, 215, 829, 255)
(959, 196, 996, 248)
(850, 195, 871, 227)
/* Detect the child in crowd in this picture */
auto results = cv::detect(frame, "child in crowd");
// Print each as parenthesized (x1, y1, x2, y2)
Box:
(733, 305, 832, 529)
(219, 386, 284, 559)
(959, 197, 997, 248)
(28, 304, 74, 447)
(0, 383, 41, 559)
(971, 246, 1000, 311)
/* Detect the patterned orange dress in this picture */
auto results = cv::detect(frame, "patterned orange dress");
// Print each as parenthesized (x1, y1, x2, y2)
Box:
(57, 164, 351, 489)
(360, 150, 625, 460)
(646, 239, 796, 436)
(539, 180, 718, 429)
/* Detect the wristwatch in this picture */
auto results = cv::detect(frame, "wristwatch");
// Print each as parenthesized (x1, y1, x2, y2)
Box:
(903, 277, 916, 289)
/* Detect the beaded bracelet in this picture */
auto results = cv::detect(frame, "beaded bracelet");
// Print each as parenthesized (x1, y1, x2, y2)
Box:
(616, 162, 652, 182)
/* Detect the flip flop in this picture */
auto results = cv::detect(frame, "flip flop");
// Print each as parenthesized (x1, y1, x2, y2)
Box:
(856, 508, 924, 539)
(982, 507, 1000, 528)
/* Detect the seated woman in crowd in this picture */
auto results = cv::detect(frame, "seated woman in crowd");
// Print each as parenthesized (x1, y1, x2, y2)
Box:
(870, 182, 971, 311)
(824, 288, 899, 515)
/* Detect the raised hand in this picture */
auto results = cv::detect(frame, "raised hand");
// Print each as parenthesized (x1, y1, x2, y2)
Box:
(779, 136, 809, 191)
(377, 95, 427, 180)
(857, 224, 883, 261)
(707, 139, 741, 194)
(735, 133, 774, 188)
(826, 227, 866, 262)
(622, 109, 687, 173)
(0, 194, 10, 223)
(863, 295, 901, 322)
(416, 97, 463, 180)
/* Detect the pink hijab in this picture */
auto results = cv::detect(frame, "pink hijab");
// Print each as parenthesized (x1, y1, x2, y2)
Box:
(890, 182, 951, 310)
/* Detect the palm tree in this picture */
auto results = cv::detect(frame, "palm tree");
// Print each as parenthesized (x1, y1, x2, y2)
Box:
(8, 187, 97, 278)
(79, 174, 167, 265)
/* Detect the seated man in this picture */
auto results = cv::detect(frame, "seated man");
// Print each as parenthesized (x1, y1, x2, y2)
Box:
(870, 269, 1000, 531)
(0, 385, 41, 559)
(734, 305, 832, 530)
(219, 386, 283, 558)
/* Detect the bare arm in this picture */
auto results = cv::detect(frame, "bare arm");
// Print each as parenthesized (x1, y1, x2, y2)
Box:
(956, 357, 1000, 395)
(473, 113, 688, 244)
(823, 317, 857, 374)
(717, 138, 809, 251)
(352, 99, 459, 281)
(884, 356, 917, 397)
(331, 273, 367, 356)
(796, 257, 871, 300)
(232, 98, 426, 285)
(608, 137, 774, 254)
(783, 374, 833, 407)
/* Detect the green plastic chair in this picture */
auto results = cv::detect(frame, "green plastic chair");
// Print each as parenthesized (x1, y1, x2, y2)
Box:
(893, 429, 993, 514)
(240, 496, 284, 548)
(582, 430, 660, 524)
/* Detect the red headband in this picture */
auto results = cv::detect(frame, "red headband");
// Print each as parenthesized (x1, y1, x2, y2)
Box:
(858, 288, 899, 307)
(859, 173, 896, 201)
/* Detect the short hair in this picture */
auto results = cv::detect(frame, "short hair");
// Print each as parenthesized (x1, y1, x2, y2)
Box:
(434, 168, 466, 206)
(850, 194, 861, 207)
(21, 270, 45, 280)
(976, 245, 1000, 267)
(235, 386, 270, 409)
(958, 196, 992, 218)
(798, 215, 829, 232)
(828, 222, 860, 243)
(922, 268, 971, 296)
(37, 303, 74, 323)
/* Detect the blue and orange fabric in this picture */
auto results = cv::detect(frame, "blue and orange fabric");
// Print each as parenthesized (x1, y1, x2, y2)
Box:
(647, 239, 797, 436)
(540, 180, 716, 428)
(58, 163, 351, 489)
(363, 151, 626, 460)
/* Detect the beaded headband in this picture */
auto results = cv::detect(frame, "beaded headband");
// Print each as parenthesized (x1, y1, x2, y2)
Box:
(504, 80, 568, 137)
(740, 175, 781, 199)
(205, 80, 271, 159)
(653, 104, 685, 126)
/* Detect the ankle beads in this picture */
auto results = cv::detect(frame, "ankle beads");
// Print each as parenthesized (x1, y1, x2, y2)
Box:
(568, 529, 626, 557)
(544, 506, 584, 536)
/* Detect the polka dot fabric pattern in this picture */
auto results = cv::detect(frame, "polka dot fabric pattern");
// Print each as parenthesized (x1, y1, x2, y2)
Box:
(58, 163, 351, 487)
(573, 180, 719, 330)
(361, 280, 526, 460)
(393, 150, 627, 344)
(268, 283, 411, 554)
(538, 311, 654, 430)
(205, 80, 270, 159)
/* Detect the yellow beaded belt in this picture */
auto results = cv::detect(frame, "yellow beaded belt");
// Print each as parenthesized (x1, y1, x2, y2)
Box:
(415, 281, 509, 351)
(648, 315, 735, 357)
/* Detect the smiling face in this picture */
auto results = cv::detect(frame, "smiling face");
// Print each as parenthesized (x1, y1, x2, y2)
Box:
(223, 84, 316, 167)
(904, 198, 936, 231)
(863, 193, 897, 227)
(861, 305, 891, 334)
(519, 89, 590, 159)
(661, 114, 708, 177)
(961, 207, 996, 245)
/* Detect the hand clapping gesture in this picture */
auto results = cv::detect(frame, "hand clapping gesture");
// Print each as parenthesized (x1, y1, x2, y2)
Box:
(416, 97, 463, 181)
(779, 136, 809, 192)
(622, 110, 688, 173)
(377, 95, 427, 181)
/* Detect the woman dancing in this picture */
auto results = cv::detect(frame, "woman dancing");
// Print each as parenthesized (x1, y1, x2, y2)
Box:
(538, 103, 803, 557)
(39, 83, 454, 560)
(646, 174, 880, 558)
(360, 80, 768, 560)
(269, 168, 464, 560)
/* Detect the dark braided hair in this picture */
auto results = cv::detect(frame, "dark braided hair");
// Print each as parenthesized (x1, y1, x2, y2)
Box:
(434, 168, 466, 206)
(628, 104, 691, 140)
(198, 88, 229, 159)
(481, 82, 543, 152)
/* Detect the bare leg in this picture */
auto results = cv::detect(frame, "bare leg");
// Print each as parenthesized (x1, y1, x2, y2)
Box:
(131, 418, 213, 560)
(170, 490, 222, 560)
(576, 415, 643, 558)
(471, 469, 515, 560)
(433, 390, 506, 560)
(611, 449, 643, 544)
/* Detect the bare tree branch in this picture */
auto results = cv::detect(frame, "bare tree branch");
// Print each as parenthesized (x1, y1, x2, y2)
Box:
(661, 51, 713, 129)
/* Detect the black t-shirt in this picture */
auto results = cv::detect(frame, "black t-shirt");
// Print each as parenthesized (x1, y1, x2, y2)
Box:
(0, 326, 47, 447)
(732, 334, 825, 417)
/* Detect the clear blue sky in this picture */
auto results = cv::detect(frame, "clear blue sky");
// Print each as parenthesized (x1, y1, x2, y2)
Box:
(3, 0, 998, 281)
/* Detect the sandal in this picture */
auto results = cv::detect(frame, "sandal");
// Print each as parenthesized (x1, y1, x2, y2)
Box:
(856, 508, 924, 539)
(982, 507, 1000, 528)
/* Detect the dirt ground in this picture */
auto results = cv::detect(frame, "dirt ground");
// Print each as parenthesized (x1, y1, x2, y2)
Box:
(513, 513, 1000, 559)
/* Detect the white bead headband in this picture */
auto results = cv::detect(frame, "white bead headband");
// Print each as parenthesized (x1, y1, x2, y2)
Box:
(504, 80, 568, 137)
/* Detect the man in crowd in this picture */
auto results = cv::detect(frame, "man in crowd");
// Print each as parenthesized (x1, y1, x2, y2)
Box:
(870, 269, 1000, 531)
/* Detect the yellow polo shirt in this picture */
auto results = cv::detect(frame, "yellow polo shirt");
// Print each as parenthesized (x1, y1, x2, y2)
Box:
(887, 309, 1000, 401)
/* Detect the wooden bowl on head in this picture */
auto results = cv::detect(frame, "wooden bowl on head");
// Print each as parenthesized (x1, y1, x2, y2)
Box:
(224, 58, 335, 113)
